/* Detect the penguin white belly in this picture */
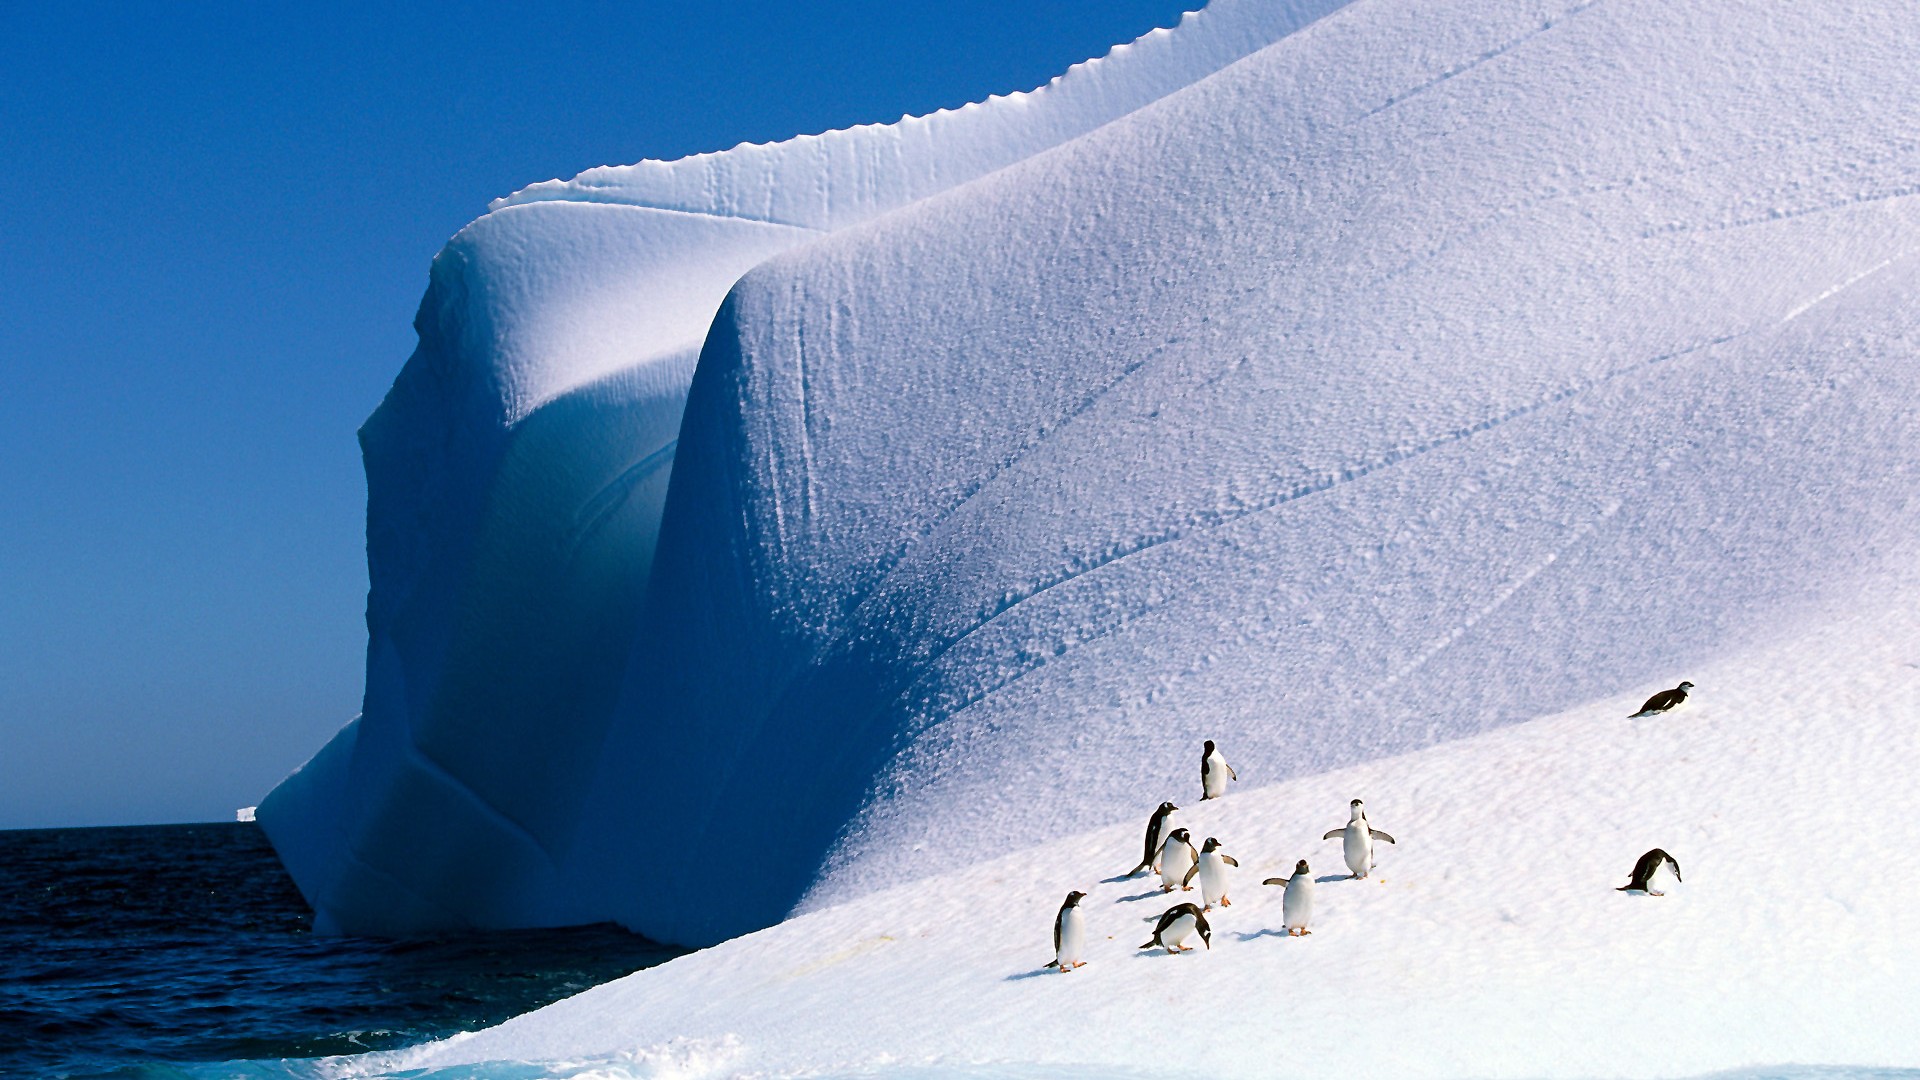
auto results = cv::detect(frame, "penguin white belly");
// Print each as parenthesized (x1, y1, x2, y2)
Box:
(1646, 862, 1678, 894)
(1343, 826, 1372, 878)
(1198, 853, 1229, 906)
(1203, 755, 1228, 798)
(1162, 912, 1198, 948)
(1283, 878, 1313, 930)
(1160, 842, 1196, 891)
(1056, 907, 1085, 967)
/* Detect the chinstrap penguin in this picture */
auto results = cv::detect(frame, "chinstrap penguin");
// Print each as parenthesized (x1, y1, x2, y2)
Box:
(1630, 681, 1694, 717)
(1140, 902, 1212, 953)
(1129, 801, 1180, 876)
(1159, 827, 1200, 893)
(1201, 740, 1237, 800)
(1194, 836, 1239, 910)
(1323, 798, 1395, 879)
(1263, 860, 1315, 935)
(1617, 849, 1683, 895)
(1046, 890, 1088, 970)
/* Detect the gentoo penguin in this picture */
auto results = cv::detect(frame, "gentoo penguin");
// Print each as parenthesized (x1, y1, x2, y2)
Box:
(1630, 681, 1694, 718)
(1128, 801, 1180, 876)
(1323, 798, 1396, 879)
(1140, 902, 1212, 953)
(1193, 836, 1240, 911)
(1046, 890, 1088, 970)
(1159, 828, 1200, 893)
(1200, 740, 1237, 800)
(1262, 860, 1315, 936)
(1617, 849, 1683, 895)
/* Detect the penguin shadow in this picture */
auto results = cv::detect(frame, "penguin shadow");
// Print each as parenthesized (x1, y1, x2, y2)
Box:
(1232, 928, 1294, 942)
(1004, 967, 1060, 981)
(1099, 872, 1142, 885)
(1314, 874, 1350, 884)
(1118, 889, 1175, 903)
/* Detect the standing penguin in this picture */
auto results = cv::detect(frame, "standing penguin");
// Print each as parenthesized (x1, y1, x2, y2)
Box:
(1617, 849, 1683, 895)
(1263, 860, 1315, 936)
(1193, 836, 1240, 910)
(1201, 740, 1238, 800)
(1159, 828, 1200, 893)
(1140, 902, 1212, 953)
(1045, 890, 1088, 970)
(1324, 798, 1396, 879)
(1128, 801, 1180, 876)
(1630, 681, 1694, 718)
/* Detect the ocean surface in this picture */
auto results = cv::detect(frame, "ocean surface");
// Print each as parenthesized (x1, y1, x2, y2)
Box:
(0, 823, 680, 1079)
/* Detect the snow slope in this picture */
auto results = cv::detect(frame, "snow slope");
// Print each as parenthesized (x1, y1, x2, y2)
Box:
(325, 563, 1920, 1078)
(258, 0, 1350, 934)
(569, 0, 1920, 946)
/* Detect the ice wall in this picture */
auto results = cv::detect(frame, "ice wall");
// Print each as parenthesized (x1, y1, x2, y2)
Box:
(260, 0, 1352, 934)
(575, 0, 1920, 946)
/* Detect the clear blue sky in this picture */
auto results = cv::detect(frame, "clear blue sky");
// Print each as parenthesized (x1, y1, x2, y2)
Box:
(0, 1, 1202, 829)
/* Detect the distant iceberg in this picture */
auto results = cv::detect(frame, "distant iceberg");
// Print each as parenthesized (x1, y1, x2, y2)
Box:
(262, 0, 1920, 968)
(234, 806, 256, 823)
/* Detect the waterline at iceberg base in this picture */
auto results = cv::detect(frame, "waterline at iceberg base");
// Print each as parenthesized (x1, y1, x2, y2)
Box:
(262, 0, 1920, 1074)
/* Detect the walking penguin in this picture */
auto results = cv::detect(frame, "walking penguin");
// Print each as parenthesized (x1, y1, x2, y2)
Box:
(1324, 798, 1396, 879)
(1159, 828, 1200, 893)
(1617, 849, 1683, 895)
(1630, 681, 1694, 717)
(1201, 740, 1237, 800)
(1141, 902, 1212, 953)
(1263, 860, 1316, 935)
(1128, 801, 1180, 876)
(1194, 836, 1239, 910)
(1046, 890, 1088, 970)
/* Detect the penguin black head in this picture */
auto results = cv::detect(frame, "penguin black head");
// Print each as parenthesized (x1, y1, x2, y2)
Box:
(1350, 798, 1363, 807)
(1168, 827, 1192, 843)
(1203, 739, 1216, 753)
(1678, 680, 1695, 691)
(1295, 859, 1311, 875)
(1063, 890, 1086, 907)
(1157, 801, 1178, 814)
(1197, 917, 1212, 950)
(1201, 836, 1221, 852)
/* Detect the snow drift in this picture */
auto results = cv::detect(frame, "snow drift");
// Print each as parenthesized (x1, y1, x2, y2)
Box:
(264, 0, 1920, 990)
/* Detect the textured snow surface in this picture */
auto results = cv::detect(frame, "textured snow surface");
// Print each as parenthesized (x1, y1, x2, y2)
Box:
(263, 0, 1920, 998)
(311, 575, 1920, 1078)
(259, 0, 1347, 936)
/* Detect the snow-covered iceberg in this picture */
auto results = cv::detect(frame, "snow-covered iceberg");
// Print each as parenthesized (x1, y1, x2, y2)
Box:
(259, 0, 1350, 934)
(267, 0, 1920, 1006)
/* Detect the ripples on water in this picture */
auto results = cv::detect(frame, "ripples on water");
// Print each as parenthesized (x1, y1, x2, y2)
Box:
(0, 823, 680, 1079)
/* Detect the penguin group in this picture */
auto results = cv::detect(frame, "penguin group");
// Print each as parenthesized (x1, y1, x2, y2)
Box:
(1047, 684, 1694, 972)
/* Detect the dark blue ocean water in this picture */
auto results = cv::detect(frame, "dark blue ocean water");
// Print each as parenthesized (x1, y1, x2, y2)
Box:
(0, 823, 680, 1079)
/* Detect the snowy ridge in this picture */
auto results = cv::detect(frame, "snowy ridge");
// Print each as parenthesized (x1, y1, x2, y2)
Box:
(489, 0, 1349, 230)
(260, 0, 1349, 934)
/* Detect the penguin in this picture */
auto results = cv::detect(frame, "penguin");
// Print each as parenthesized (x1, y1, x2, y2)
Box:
(1159, 828, 1200, 893)
(1617, 849, 1683, 895)
(1200, 740, 1238, 800)
(1630, 681, 1694, 718)
(1193, 836, 1239, 911)
(1323, 798, 1395, 879)
(1045, 890, 1088, 970)
(1140, 902, 1212, 953)
(1128, 801, 1180, 876)
(1262, 860, 1315, 936)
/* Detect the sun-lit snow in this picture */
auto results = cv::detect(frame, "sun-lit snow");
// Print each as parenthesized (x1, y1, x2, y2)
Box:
(263, 0, 1920, 1069)
(303, 570, 1920, 1078)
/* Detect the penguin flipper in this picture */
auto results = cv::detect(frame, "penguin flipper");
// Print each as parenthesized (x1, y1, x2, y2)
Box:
(1227, 764, 1238, 781)
(1370, 829, 1396, 844)
(1182, 863, 1201, 888)
(1222, 855, 1239, 867)
(1262, 877, 1288, 886)
(1322, 828, 1345, 840)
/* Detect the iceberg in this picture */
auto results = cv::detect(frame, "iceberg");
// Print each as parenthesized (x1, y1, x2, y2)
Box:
(258, 0, 1352, 935)
(264, 0, 1920, 1072)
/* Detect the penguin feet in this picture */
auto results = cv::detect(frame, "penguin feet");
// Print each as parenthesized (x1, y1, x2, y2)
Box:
(1221, 897, 1232, 906)
(1181, 886, 1193, 892)
(1161, 884, 1174, 893)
